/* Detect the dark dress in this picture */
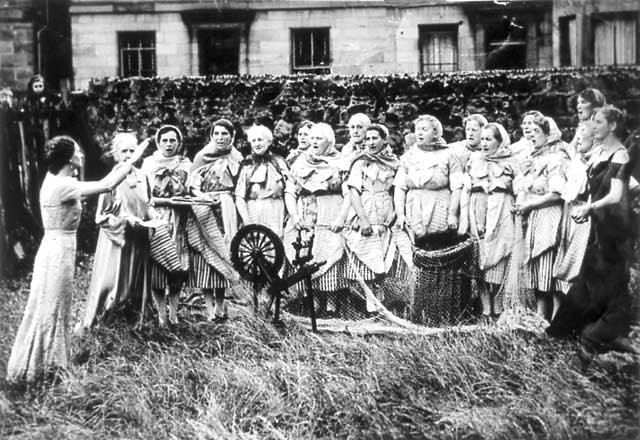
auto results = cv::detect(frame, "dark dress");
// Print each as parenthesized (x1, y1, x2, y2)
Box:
(547, 147, 634, 352)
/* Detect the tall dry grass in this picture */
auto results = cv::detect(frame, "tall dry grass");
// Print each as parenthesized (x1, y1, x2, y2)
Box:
(1, 255, 638, 439)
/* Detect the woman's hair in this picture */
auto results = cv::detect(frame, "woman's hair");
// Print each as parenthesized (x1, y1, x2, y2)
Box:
(348, 113, 371, 127)
(296, 120, 314, 135)
(530, 114, 552, 136)
(310, 122, 335, 148)
(464, 114, 488, 128)
(522, 110, 544, 121)
(595, 105, 626, 139)
(578, 88, 607, 108)
(27, 74, 44, 94)
(413, 114, 443, 138)
(112, 132, 137, 153)
(155, 125, 183, 146)
(365, 123, 389, 140)
(210, 118, 235, 139)
(46, 135, 76, 174)
(483, 123, 511, 148)
(246, 124, 273, 143)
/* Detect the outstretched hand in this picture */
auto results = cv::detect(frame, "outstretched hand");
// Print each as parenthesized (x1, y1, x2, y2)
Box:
(131, 138, 151, 163)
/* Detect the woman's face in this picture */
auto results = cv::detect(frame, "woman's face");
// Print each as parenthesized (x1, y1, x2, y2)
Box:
(249, 132, 271, 156)
(71, 143, 84, 173)
(365, 129, 386, 155)
(349, 118, 367, 144)
(32, 78, 44, 95)
(465, 120, 482, 147)
(158, 130, 180, 158)
(297, 125, 311, 150)
(480, 128, 500, 156)
(415, 121, 436, 146)
(115, 141, 136, 163)
(529, 124, 548, 149)
(576, 96, 594, 122)
(211, 126, 233, 150)
(521, 115, 536, 140)
(310, 128, 330, 156)
(591, 111, 614, 141)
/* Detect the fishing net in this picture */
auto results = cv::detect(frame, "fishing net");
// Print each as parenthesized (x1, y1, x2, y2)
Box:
(271, 228, 484, 334)
(183, 220, 548, 336)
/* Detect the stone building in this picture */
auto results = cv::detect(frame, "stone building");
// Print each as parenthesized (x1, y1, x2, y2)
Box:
(1, 0, 638, 90)
(0, 0, 71, 91)
(70, 0, 562, 88)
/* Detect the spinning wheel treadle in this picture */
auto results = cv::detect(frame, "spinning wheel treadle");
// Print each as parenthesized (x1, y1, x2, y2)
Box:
(230, 224, 285, 284)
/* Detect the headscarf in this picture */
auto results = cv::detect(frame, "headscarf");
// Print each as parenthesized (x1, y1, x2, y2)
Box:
(484, 123, 512, 161)
(142, 125, 191, 197)
(155, 124, 183, 147)
(210, 118, 235, 140)
(192, 119, 242, 182)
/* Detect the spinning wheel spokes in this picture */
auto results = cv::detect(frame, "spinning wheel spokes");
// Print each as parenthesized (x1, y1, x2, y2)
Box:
(230, 224, 285, 284)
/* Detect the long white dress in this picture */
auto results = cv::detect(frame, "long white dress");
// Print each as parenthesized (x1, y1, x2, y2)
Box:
(7, 173, 82, 382)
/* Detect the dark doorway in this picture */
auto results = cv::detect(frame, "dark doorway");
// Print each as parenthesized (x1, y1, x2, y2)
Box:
(197, 28, 241, 75)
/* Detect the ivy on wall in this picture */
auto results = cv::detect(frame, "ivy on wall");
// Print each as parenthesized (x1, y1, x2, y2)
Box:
(78, 66, 640, 171)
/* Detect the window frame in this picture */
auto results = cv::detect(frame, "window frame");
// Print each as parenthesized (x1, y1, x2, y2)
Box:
(117, 31, 157, 78)
(559, 15, 577, 67)
(591, 12, 639, 66)
(418, 24, 459, 73)
(290, 27, 331, 74)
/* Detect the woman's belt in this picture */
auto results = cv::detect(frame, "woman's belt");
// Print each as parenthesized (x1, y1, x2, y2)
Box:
(299, 188, 341, 197)
(470, 186, 509, 195)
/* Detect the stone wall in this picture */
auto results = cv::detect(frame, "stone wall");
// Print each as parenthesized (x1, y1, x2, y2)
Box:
(71, 3, 532, 88)
(0, 2, 34, 89)
(71, 11, 190, 87)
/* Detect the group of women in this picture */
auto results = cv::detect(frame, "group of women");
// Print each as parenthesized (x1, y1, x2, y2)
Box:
(6, 87, 637, 383)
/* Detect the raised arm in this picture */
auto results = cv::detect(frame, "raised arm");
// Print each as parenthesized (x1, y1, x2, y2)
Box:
(77, 138, 150, 198)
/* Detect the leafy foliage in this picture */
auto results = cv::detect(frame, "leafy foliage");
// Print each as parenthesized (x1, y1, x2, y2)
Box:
(77, 66, 640, 164)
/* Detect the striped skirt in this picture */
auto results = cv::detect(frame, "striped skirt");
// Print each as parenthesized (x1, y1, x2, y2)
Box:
(187, 252, 229, 289)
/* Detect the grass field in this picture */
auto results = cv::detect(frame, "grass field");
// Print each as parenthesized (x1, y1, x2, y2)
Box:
(1, 254, 639, 440)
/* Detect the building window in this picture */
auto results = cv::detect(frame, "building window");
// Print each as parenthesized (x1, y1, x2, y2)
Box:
(484, 17, 527, 70)
(419, 25, 458, 73)
(559, 16, 577, 66)
(118, 31, 156, 77)
(593, 14, 637, 65)
(291, 28, 331, 74)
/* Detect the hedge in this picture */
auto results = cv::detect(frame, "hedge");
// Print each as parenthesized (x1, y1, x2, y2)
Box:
(77, 65, 640, 175)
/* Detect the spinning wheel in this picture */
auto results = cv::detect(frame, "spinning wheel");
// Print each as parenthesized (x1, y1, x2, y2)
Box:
(230, 224, 285, 285)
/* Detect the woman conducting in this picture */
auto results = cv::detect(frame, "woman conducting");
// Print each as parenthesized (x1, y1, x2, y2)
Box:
(7, 135, 148, 383)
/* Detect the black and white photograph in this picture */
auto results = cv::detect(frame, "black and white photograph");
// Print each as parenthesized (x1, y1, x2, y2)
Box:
(1, 0, 639, 438)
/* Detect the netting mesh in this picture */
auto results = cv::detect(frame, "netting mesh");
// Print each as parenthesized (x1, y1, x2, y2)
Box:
(182, 222, 549, 335)
(273, 230, 484, 333)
